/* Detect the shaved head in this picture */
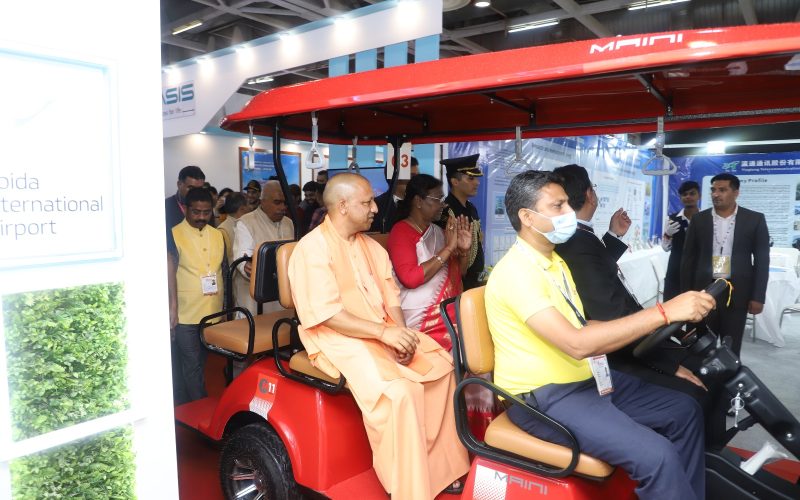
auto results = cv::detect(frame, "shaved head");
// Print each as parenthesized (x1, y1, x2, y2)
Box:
(323, 173, 377, 236)
(323, 173, 369, 209)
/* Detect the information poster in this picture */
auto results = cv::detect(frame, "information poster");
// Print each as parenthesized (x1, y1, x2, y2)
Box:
(0, 50, 120, 268)
(239, 148, 300, 190)
(671, 153, 800, 248)
(450, 135, 654, 268)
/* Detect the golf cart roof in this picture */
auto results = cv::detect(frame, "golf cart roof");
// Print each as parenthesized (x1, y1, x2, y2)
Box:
(220, 23, 800, 144)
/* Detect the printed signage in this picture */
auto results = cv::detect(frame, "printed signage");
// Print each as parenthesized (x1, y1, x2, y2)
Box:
(1, 50, 120, 268)
(162, 80, 195, 120)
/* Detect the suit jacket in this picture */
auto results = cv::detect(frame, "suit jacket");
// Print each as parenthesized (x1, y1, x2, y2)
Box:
(663, 212, 690, 300)
(680, 206, 770, 307)
(165, 194, 184, 231)
(370, 191, 399, 233)
(557, 223, 683, 375)
(556, 224, 638, 321)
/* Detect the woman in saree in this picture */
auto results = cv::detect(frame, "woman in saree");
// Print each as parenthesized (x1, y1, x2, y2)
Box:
(387, 174, 470, 350)
(388, 174, 497, 439)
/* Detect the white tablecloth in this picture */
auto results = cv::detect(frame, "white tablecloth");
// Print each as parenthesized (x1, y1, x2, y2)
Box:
(618, 247, 669, 307)
(619, 248, 800, 347)
(755, 267, 800, 347)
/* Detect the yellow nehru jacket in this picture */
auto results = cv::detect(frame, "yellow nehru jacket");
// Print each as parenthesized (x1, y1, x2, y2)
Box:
(485, 237, 592, 396)
(172, 220, 225, 324)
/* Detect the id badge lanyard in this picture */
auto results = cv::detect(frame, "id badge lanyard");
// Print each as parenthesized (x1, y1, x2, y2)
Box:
(194, 228, 218, 296)
(515, 241, 614, 395)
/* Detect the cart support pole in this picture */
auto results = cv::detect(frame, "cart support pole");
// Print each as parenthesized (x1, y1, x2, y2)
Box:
(272, 121, 301, 241)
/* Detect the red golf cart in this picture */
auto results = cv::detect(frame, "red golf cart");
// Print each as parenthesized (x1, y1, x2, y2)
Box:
(176, 22, 800, 499)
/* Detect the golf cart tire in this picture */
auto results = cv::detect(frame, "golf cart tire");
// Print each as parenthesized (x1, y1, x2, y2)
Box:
(220, 423, 301, 500)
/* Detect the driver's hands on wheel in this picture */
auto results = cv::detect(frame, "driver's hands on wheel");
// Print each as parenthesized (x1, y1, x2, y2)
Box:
(379, 326, 420, 356)
(662, 290, 716, 323)
(675, 364, 707, 391)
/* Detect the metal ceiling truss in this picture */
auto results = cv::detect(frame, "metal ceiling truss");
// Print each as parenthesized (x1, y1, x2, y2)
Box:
(162, 0, 800, 94)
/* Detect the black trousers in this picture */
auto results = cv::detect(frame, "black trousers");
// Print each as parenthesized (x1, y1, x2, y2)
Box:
(173, 324, 208, 404)
(508, 371, 705, 500)
(705, 304, 749, 356)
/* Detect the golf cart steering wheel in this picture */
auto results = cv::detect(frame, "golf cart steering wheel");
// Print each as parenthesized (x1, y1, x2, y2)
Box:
(633, 279, 731, 358)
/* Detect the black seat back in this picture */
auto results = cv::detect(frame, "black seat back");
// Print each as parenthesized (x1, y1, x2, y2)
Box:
(251, 239, 294, 305)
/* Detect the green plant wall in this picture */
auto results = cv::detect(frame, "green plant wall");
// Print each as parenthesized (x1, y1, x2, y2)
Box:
(3, 282, 136, 498)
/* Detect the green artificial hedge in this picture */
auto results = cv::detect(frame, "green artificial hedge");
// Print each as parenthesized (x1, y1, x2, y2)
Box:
(3, 282, 136, 499)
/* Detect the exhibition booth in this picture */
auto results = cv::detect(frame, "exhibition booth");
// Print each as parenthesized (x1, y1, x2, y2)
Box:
(3, 0, 800, 498)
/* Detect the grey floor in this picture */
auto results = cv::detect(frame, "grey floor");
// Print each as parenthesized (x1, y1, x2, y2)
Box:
(728, 314, 800, 458)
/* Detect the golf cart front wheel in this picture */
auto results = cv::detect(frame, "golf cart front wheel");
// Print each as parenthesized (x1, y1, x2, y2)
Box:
(220, 423, 300, 500)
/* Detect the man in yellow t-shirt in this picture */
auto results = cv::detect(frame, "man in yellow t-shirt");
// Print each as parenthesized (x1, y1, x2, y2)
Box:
(169, 187, 226, 404)
(486, 170, 715, 500)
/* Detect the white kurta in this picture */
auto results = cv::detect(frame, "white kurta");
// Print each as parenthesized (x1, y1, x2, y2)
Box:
(232, 209, 294, 314)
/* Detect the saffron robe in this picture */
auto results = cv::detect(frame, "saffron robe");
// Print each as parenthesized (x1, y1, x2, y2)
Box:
(288, 216, 470, 499)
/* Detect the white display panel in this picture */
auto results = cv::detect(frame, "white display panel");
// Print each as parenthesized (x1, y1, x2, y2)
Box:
(0, 51, 120, 268)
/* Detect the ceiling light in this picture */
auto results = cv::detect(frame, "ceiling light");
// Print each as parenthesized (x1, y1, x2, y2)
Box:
(172, 20, 203, 35)
(785, 54, 800, 71)
(246, 76, 274, 85)
(628, 0, 689, 11)
(474, 0, 491, 7)
(508, 19, 559, 33)
(706, 140, 727, 154)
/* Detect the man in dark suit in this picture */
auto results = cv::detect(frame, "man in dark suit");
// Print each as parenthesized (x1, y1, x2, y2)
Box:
(370, 156, 419, 233)
(555, 164, 708, 404)
(681, 173, 770, 356)
(661, 181, 700, 300)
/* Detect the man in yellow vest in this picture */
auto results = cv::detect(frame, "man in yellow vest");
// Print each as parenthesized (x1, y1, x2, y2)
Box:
(168, 187, 226, 403)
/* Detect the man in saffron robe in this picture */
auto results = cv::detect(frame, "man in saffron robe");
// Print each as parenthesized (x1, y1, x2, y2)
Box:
(288, 173, 470, 499)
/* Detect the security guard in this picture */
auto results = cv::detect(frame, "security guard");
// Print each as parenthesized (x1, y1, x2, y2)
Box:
(438, 154, 484, 289)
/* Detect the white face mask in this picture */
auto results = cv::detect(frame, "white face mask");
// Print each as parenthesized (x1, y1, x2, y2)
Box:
(526, 209, 578, 244)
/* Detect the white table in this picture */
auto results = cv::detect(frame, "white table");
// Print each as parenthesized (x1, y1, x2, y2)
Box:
(616, 249, 800, 347)
(755, 267, 800, 347)
(618, 247, 669, 307)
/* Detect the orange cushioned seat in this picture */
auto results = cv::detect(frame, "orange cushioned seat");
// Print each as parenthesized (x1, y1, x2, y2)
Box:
(485, 412, 614, 478)
(203, 308, 295, 356)
(288, 351, 341, 385)
(457, 287, 614, 480)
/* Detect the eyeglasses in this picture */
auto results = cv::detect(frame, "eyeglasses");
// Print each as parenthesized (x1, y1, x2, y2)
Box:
(426, 195, 447, 203)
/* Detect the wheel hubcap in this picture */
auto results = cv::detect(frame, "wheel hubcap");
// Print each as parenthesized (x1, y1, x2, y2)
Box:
(230, 458, 268, 500)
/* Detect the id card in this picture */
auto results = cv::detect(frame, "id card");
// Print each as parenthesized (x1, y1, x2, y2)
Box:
(201, 273, 219, 295)
(712, 255, 731, 278)
(589, 355, 614, 396)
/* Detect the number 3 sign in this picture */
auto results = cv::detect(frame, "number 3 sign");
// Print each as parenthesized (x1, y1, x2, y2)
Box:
(386, 142, 413, 180)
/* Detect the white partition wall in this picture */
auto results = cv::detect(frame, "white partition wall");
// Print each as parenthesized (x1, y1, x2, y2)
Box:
(0, 1, 177, 498)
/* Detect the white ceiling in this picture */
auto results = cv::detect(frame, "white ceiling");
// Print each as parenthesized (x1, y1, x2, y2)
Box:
(162, 0, 800, 89)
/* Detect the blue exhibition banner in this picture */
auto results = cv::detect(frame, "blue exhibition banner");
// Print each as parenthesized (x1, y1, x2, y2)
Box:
(670, 152, 800, 247)
(240, 150, 300, 190)
(450, 135, 655, 268)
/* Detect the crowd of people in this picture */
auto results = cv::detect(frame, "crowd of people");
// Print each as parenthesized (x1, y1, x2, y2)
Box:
(164, 155, 770, 499)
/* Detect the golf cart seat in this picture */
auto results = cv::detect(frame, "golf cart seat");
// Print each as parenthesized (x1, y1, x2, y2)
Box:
(450, 287, 615, 479)
(275, 241, 347, 391)
(200, 241, 295, 365)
